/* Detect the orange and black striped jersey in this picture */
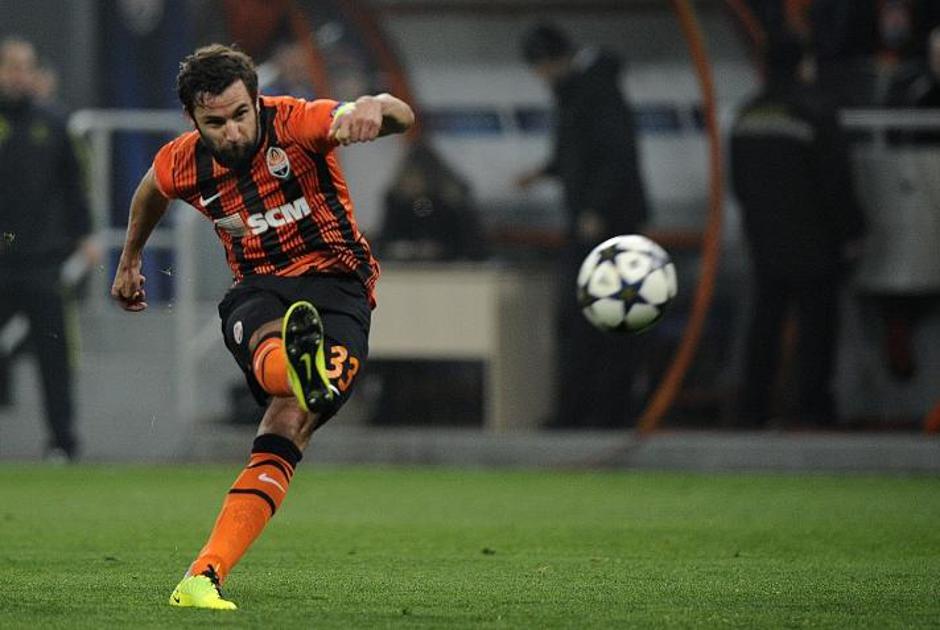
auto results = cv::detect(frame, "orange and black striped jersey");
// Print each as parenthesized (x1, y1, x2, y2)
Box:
(152, 95, 379, 307)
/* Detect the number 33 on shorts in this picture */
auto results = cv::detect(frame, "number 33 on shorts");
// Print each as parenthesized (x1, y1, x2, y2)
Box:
(324, 344, 360, 393)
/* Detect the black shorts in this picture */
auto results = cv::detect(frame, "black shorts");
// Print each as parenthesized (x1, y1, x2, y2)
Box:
(218, 273, 371, 422)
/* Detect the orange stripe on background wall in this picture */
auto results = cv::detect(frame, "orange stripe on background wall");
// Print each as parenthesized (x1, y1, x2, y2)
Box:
(637, 0, 724, 434)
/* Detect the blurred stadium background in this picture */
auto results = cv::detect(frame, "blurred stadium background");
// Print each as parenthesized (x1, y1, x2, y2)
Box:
(2, 2, 939, 627)
(0, 0, 938, 470)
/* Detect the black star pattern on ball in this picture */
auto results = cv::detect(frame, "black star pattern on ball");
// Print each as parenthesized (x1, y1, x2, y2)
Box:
(617, 284, 639, 303)
(597, 244, 622, 263)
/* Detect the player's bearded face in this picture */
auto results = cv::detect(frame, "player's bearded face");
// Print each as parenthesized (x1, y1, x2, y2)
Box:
(192, 80, 260, 169)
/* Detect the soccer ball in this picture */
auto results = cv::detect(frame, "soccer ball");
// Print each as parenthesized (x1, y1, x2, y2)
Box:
(577, 234, 677, 334)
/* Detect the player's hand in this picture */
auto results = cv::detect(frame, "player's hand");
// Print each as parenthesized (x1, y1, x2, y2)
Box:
(328, 98, 383, 146)
(111, 256, 148, 312)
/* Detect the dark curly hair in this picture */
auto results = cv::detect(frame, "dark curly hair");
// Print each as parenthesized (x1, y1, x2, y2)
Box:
(176, 44, 258, 115)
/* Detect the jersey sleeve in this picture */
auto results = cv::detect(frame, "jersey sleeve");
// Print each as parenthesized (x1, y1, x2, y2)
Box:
(284, 99, 341, 154)
(151, 140, 178, 199)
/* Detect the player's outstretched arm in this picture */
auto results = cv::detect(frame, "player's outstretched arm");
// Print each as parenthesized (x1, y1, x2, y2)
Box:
(328, 93, 415, 146)
(111, 167, 170, 312)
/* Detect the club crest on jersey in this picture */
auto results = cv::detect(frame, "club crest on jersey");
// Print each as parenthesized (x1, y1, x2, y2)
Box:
(266, 146, 290, 179)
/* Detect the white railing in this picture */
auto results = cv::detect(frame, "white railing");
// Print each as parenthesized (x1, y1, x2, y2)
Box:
(67, 110, 216, 430)
(840, 108, 940, 129)
(68, 109, 190, 308)
(840, 108, 940, 149)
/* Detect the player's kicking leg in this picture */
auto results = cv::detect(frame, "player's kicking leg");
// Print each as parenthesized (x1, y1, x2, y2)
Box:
(282, 301, 338, 413)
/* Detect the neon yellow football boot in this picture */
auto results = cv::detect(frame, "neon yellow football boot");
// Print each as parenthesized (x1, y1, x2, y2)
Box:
(282, 300, 336, 413)
(169, 567, 237, 610)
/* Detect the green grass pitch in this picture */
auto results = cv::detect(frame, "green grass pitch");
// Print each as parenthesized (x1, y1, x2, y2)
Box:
(0, 465, 938, 628)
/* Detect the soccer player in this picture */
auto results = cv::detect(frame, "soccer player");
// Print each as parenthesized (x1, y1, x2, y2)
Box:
(110, 44, 414, 610)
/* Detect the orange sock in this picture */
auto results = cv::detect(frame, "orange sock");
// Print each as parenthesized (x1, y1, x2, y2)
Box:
(189, 434, 302, 581)
(252, 337, 291, 397)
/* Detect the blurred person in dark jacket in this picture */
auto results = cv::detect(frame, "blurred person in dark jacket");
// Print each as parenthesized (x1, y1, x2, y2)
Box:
(379, 142, 487, 262)
(516, 23, 649, 428)
(730, 34, 866, 428)
(0, 37, 100, 460)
